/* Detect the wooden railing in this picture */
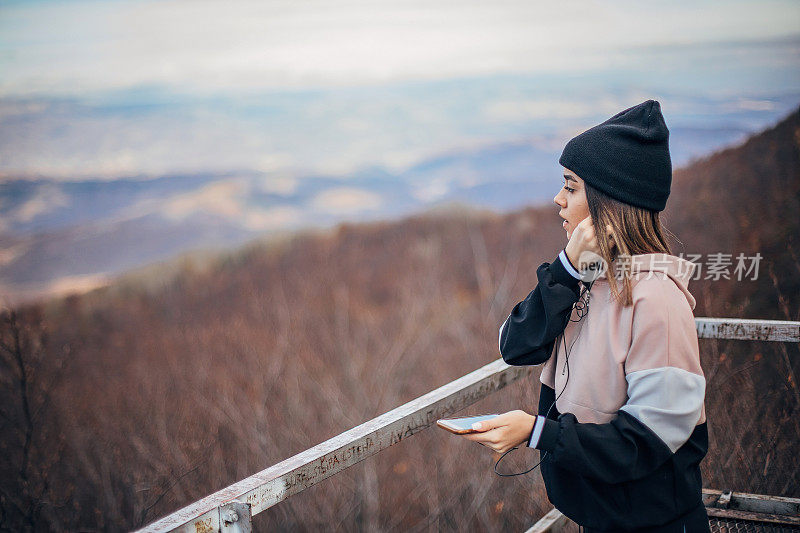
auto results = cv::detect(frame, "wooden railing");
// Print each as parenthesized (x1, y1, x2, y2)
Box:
(136, 318, 800, 533)
(526, 489, 800, 532)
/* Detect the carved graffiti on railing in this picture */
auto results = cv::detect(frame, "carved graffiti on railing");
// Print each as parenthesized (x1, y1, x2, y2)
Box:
(695, 318, 800, 342)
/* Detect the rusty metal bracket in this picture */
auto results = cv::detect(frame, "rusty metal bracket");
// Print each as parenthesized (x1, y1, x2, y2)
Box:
(718, 490, 732, 509)
(219, 501, 251, 533)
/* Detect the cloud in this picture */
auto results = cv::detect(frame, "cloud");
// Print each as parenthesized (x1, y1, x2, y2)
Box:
(0, 241, 29, 266)
(412, 179, 450, 203)
(730, 98, 777, 112)
(243, 205, 303, 232)
(12, 185, 70, 223)
(483, 94, 657, 123)
(2, 0, 798, 96)
(162, 180, 245, 220)
(255, 174, 298, 195)
(310, 187, 382, 215)
(45, 273, 111, 299)
(255, 154, 295, 174)
(114, 177, 306, 231)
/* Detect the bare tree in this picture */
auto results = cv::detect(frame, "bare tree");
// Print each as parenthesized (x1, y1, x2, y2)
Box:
(0, 307, 70, 532)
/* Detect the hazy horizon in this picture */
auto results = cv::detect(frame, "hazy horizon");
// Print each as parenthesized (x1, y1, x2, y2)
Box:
(1, 0, 799, 302)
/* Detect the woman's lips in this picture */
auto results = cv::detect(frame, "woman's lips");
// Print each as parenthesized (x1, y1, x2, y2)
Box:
(562, 220, 568, 228)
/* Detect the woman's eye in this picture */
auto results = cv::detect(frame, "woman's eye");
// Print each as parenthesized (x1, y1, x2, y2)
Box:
(563, 186, 575, 193)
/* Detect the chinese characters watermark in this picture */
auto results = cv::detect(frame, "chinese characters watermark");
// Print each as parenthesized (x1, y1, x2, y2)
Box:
(676, 252, 762, 281)
(573, 252, 763, 281)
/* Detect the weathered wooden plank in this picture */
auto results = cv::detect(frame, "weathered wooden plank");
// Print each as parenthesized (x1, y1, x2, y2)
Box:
(702, 488, 800, 516)
(706, 507, 800, 525)
(524, 507, 571, 533)
(529, 491, 800, 532)
(695, 318, 800, 342)
(136, 358, 533, 533)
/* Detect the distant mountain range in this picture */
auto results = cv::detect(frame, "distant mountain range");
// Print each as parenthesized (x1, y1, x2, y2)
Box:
(0, 109, 792, 304)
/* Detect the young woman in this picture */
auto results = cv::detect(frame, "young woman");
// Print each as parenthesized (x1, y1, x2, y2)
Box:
(461, 100, 710, 532)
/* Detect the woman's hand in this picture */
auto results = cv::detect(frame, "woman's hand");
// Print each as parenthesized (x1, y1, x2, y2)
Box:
(565, 217, 615, 269)
(460, 410, 536, 454)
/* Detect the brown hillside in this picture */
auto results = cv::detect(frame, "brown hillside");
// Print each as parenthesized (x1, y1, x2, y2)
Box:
(666, 106, 800, 320)
(1, 109, 798, 531)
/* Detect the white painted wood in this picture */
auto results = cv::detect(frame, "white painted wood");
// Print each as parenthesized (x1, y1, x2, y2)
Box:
(695, 318, 800, 342)
(524, 507, 571, 533)
(703, 488, 800, 516)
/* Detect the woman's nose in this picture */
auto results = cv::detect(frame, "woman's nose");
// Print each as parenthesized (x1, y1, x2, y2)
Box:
(554, 191, 565, 207)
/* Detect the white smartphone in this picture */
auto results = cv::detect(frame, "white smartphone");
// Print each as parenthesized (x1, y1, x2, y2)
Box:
(436, 414, 499, 435)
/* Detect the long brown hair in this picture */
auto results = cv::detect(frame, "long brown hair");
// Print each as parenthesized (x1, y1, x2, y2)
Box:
(585, 183, 674, 306)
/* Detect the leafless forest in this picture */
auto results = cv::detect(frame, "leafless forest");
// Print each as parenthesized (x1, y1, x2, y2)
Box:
(1, 109, 798, 532)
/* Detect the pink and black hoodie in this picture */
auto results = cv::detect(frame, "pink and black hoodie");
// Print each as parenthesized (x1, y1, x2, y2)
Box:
(499, 250, 708, 532)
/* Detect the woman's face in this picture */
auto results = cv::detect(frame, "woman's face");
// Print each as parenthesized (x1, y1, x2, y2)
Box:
(553, 168, 590, 240)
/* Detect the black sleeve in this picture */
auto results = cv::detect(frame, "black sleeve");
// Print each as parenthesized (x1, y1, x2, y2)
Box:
(499, 252, 582, 366)
(536, 411, 674, 484)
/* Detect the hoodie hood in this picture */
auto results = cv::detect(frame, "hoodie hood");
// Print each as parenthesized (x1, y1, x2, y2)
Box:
(595, 253, 697, 310)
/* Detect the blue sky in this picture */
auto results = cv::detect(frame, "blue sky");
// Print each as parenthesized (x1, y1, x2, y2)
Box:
(1, 0, 799, 97)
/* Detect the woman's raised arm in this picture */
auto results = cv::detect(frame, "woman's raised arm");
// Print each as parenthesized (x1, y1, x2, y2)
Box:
(499, 250, 583, 366)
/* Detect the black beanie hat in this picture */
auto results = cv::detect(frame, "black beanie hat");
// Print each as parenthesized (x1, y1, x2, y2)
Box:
(559, 99, 672, 212)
